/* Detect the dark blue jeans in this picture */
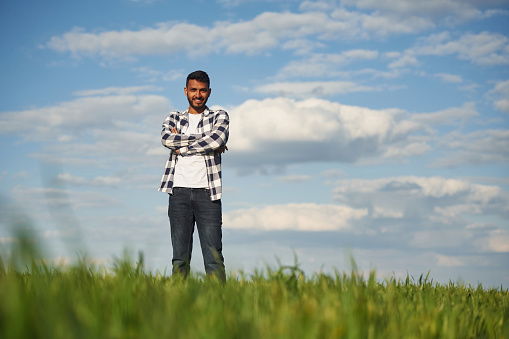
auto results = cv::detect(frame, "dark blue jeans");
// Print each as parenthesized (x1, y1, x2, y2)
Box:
(168, 187, 225, 282)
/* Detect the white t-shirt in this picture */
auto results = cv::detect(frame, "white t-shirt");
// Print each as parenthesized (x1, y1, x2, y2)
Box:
(173, 113, 209, 188)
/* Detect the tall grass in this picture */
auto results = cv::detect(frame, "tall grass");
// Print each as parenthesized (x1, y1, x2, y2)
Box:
(1, 245, 508, 339)
(0, 226, 507, 339)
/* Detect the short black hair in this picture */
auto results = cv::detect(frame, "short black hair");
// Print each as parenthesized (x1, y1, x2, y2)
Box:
(186, 70, 210, 88)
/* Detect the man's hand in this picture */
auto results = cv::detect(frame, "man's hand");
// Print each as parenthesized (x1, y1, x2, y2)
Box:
(171, 127, 180, 155)
(216, 146, 228, 154)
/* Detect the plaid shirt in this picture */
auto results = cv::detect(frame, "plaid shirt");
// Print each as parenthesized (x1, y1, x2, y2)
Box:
(158, 107, 229, 201)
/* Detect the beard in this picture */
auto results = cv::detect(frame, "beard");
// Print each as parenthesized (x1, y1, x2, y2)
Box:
(187, 96, 208, 111)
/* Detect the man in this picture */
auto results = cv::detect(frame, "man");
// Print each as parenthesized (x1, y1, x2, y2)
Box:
(158, 70, 229, 282)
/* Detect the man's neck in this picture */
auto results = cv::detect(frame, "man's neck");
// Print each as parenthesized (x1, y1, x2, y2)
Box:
(189, 106, 206, 115)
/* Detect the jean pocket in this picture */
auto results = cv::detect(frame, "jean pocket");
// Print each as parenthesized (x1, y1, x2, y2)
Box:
(171, 187, 180, 197)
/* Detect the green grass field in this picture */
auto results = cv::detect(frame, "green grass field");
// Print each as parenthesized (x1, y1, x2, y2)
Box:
(1, 242, 508, 339)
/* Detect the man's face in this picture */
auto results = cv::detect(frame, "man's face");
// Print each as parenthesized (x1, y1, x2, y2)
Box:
(185, 79, 211, 112)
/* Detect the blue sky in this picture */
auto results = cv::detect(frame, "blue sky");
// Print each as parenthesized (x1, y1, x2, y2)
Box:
(1, 0, 508, 287)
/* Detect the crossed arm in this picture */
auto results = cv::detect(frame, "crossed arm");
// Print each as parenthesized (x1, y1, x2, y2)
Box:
(161, 111, 229, 156)
(171, 127, 228, 155)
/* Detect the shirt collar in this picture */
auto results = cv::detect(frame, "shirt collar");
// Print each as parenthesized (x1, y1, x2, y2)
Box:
(184, 106, 210, 116)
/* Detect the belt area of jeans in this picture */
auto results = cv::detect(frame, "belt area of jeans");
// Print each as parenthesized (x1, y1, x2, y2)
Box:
(174, 187, 209, 191)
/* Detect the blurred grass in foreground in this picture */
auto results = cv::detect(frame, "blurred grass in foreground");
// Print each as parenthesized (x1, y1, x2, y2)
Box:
(1, 234, 508, 338)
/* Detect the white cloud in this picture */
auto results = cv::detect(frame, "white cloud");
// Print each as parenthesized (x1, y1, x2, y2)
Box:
(12, 186, 122, 210)
(327, 7, 436, 38)
(221, 175, 509, 272)
(73, 85, 162, 96)
(46, 24, 217, 58)
(217, 0, 292, 7)
(434, 73, 463, 83)
(328, 175, 508, 255)
(484, 230, 509, 252)
(488, 79, 509, 113)
(459, 83, 480, 93)
(333, 176, 474, 201)
(223, 203, 368, 231)
(321, 168, 346, 178)
(0, 87, 171, 171)
(228, 97, 400, 155)
(46, 12, 350, 57)
(129, 67, 185, 83)
(281, 39, 326, 55)
(47, 3, 502, 60)
(343, 0, 460, 14)
(227, 97, 484, 169)
(382, 140, 432, 159)
(277, 175, 311, 182)
(332, 176, 509, 226)
(388, 53, 419, 68)
(254, 81, 377, 98)
(410, 102, 478, 125)
(413, 31, 509, 66)
(339, 0, 507, 23)
(387, 31, 509, 70)
(277, 50, 379, 78)
(432, 204, 483, 224)
(435, 254, 466, 267)
(0, 92, 170, 141)
(306, 0, 508, 38)
(372, 206, 404, 219)
(433, 129, 509, 166)
(357, 11, 434, 36)
(54, 171, 159, 189)
(300, 1, 335, 12)
(55, 173, 123, 187)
